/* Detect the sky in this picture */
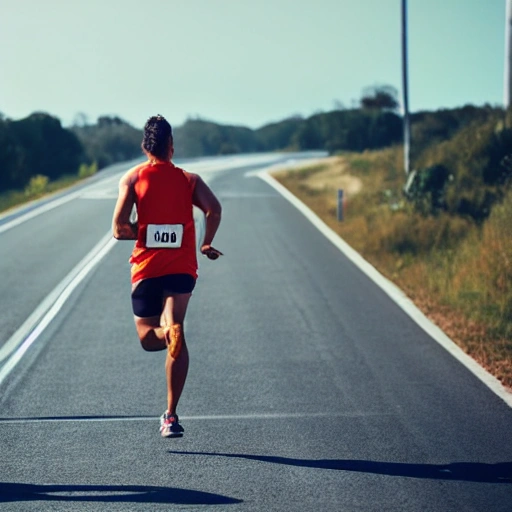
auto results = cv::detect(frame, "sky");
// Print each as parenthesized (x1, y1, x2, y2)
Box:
(0, 0, 506, 130)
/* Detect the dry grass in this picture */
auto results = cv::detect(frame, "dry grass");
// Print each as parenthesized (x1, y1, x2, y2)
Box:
(274, 149, 512, 390)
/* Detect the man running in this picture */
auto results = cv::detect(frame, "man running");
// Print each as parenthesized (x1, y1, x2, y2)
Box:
(112, 115, 222, 438)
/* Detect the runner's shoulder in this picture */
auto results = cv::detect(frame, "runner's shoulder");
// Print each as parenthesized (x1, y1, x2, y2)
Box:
(120, 162, 146, 186)
(181, 170, 203, 188)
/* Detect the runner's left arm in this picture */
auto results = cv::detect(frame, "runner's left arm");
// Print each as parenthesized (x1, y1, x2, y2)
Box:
(188, 173, 223, 259)
(112, 171, 138, 240)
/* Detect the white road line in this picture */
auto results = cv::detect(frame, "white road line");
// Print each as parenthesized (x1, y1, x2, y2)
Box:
(256, 169, 512, 409)
(0, 233, 117, 386)
(0, 193, 80, 234)
(0, 177, 123, 234)
(0, 231, 114, 364)
(0, 411, 391, 424)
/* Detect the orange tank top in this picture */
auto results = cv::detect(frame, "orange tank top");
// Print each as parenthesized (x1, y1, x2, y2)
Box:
(129, 161, 198, 283)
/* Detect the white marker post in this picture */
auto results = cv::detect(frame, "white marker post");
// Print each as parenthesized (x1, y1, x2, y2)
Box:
(337, 189, 344, 221)
(402, 0, 411, 176)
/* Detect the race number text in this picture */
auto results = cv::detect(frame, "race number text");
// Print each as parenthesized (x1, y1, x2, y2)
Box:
(146, 224, 184, 248)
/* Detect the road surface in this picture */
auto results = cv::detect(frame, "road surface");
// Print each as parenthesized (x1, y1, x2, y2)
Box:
(0, 152, 511, 511)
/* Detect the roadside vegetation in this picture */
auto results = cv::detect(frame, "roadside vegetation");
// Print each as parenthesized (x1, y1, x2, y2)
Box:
(274, 139, 512, 389)
(0, 163, 99, 214)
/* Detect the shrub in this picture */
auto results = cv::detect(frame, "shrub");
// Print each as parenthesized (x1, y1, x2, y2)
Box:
(78, 161, 98, 179)
(404, 164, 451, 214)
(24, 174, 49, 197)
(413, 112, 512, 222)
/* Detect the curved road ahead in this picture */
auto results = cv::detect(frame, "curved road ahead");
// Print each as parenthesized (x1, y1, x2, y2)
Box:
(0, 153, 511, 511)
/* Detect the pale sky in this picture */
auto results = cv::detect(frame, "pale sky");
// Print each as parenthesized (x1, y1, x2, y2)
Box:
(0, 0, 506, 129)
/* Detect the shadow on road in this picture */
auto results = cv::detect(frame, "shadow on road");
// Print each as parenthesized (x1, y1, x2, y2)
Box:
(169, 451, 512, 484)
(0, 482, 242, 505)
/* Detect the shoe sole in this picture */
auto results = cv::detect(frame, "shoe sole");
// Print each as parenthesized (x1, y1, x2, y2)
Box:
(161, 431, 184, 438)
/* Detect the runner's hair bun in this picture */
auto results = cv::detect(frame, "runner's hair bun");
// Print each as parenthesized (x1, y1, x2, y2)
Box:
(142, 115, 173, 159)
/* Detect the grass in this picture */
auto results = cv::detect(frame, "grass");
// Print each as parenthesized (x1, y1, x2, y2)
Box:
(0, 165, 97, 215)
(274, 148, 512, 390)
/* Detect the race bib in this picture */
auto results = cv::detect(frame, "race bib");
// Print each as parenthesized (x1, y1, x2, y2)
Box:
(146, 224, 183, 248)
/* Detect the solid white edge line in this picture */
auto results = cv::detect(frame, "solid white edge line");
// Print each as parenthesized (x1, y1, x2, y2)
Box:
(0, 193, 79, 234)
(257, 169, 512, 409)
(0, 235, 117, 386)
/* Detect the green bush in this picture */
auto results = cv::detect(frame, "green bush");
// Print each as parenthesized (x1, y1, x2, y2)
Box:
(24, 174, 49, 197)
(413, 111, 512, 222)
(78, 161, 98, 179)
(404, 164, 450, 214)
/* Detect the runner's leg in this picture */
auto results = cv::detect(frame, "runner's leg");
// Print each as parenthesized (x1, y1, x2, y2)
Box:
(134, 316, 167, 351)
(161, 293, 191, 415)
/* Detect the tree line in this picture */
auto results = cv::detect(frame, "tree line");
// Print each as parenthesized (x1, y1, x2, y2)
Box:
(0, 113, 142, 193)
(0, 86, 403, 193)
(173, 109, 402, 158)
(1, 84, 511, 225)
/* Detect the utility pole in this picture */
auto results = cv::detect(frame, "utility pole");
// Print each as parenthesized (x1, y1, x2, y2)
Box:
(505, 0, 512, 108)
(401, 0, 411, 175)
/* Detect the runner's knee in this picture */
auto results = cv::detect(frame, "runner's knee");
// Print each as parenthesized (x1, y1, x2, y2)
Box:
(140, 329, 166, 352)
(167, 323, 186, 359)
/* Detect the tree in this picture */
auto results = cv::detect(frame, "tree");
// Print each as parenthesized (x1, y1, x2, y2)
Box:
(0, 113, 85, 192)
(360, 85, 399, 112)
(72, 116, 142, 168)
(72, 112, 89, 127)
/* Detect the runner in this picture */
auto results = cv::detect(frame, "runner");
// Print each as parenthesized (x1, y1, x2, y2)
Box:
(112, 115, 222, 438)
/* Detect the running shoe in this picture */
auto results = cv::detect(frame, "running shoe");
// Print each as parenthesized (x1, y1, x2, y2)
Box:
(159, 412, 184, 438)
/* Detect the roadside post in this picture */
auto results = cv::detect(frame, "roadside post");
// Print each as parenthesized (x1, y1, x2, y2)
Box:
(337, 189, 344, 221)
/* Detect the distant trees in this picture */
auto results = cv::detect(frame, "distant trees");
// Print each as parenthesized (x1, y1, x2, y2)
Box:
(254, 117, 304, 152)
(0, 114, 142, 194)
(298, 109, 402, 153)
(173, 109, 403, 158)
(71, 116, 142, 169)
(0, 113, 83, 192)
(173, 119, 256, 158)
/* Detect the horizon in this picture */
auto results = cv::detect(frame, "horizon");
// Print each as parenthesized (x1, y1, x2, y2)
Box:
(2, 98, 505, 132)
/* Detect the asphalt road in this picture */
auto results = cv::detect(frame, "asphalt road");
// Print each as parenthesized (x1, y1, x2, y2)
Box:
(0, 153, 511, 511)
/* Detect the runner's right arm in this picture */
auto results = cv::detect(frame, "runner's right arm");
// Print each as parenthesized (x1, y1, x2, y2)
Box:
(112, 170, 138, 240)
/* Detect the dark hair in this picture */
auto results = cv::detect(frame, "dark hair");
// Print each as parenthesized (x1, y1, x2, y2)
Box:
(141, 115, 173, 159)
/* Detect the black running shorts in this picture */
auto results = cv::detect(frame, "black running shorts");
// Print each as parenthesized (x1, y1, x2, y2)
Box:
(131, 273, 196, 318)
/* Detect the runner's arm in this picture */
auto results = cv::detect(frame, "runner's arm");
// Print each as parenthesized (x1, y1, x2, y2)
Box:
(112, 172, 138, 240)
(190, 173, 223, 258)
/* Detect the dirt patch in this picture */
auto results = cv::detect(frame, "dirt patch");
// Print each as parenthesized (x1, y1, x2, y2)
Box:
(275, 156, 363, 198)
(304, 159, 362, 197)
